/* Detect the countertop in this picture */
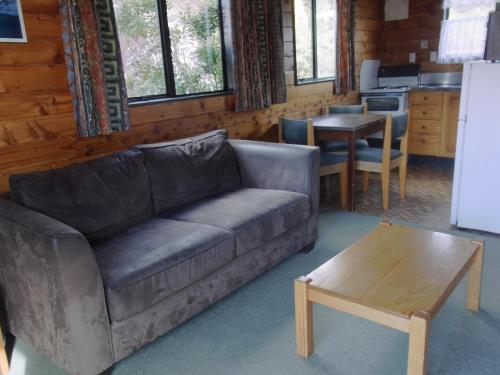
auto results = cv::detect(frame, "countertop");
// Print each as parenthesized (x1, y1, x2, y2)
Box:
(409, 84, 461, 92)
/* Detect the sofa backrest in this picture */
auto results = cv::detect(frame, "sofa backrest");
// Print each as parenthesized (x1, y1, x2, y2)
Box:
(9, 150, 154, 242)
(134, 129, 241, 214)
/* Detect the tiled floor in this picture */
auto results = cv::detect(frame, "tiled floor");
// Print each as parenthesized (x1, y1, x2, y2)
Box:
(321, 156, 456, 231)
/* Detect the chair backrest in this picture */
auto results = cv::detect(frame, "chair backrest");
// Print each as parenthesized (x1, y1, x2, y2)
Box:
(279, 117, 314, 146)
(379, 111, 410, 165)
(391, 112, 408, 140)
(329, 103, 367, 115)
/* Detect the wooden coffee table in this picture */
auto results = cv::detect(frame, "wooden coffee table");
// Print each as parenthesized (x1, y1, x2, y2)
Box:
(0, 325, 8, 375)
(294, 221, 484, 375)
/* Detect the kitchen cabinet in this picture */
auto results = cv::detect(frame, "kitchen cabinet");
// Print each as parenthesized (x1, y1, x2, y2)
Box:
(408, 90, 461, 157)
(440, 91, 460, 157)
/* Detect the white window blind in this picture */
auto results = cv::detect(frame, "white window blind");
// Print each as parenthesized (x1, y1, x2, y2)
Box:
(438, 0, 497, 64)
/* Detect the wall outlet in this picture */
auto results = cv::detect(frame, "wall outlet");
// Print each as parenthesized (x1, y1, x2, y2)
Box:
(409, 52, 416, 63)
(420, 40, 429, 49)
(430, 51, 437, 62)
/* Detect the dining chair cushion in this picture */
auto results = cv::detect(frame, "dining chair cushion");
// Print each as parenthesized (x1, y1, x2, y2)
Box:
(281, 118, 308, 145)
(324, 139, 369, 153)
(320, 152, 348, 167)
(355, 147, 402, 163)
(329, 104, 364, 114)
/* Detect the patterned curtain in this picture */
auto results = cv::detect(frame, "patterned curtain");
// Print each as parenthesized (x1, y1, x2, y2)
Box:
(231, 0, 287, 112)
(335, 0, 357, 95)
(59, 0, 130, 137)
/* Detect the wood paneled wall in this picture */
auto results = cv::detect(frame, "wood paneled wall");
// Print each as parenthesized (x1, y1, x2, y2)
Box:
(381, 0, 462, 72)
(0, 0, 382, 193)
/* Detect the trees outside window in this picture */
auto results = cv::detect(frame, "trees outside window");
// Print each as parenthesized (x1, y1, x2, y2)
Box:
(294, 0, 337, 83)
(114, 0, 227, 101)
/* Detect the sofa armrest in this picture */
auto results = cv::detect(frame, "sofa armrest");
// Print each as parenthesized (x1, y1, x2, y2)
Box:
(229, 140, 320, 214)
(230, 140, 320, 245)
(0, 198, 114, 375)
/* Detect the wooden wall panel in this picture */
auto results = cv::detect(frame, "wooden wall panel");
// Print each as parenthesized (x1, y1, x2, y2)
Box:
(0, 0, 383, 193)
(381, 0, 462, 72)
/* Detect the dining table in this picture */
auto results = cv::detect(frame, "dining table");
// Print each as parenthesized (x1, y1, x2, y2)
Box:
(312, 113, 387, 212)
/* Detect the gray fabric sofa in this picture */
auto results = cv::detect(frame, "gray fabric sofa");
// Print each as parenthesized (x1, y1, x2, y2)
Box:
(0, 129, 319, 375)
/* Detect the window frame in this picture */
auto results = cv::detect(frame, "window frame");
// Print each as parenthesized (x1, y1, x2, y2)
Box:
(292, 0, 337, 86)
(122, 0, 234, 104)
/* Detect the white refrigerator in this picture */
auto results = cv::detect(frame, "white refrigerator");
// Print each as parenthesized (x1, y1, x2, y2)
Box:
(451, 60, 500, 234)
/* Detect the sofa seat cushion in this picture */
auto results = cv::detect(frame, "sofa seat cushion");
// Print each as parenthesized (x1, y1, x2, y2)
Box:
(9, 150, 153, 242)
(134, 129, 241, 214)
(164, 188, 311, 256)
(94, 218, 235, 322)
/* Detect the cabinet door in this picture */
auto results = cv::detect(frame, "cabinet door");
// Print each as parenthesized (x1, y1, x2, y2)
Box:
(408, 134, 441, 156)
(408, 91, 444, 156)
(440, 91, 460, 157)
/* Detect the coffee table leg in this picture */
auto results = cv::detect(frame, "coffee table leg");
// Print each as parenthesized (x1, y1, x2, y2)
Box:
(0, 326, 8, 375)
(407, 312, 430, 375)
(466, 241, 484, 312)
(295, 277, 313, 358)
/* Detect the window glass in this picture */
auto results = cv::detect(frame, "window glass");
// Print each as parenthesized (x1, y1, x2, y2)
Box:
(294, 0, 314, 80)
(438, 1, 496, 63)
(114, 0, 227, 100)
(166, 0, 225, 95)
(316, 0, 336, 79)
(449, 4, 495, 19)
(294, 0, 336, 83)
(114, 0, 167, 98)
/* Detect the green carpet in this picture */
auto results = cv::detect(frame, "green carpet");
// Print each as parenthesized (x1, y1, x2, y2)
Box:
(8, 211, 500, 374)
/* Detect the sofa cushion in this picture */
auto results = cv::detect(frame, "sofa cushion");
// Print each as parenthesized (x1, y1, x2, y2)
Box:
(135, 129, 241, 214)
(9, 150, 153, 242)
(94, 217, 235, 322)
(164, 188, 311, 256)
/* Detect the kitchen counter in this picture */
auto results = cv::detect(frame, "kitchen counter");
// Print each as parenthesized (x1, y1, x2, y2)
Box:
(410, 84, 461, 92)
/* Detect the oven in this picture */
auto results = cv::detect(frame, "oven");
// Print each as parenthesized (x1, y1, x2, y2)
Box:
(360, 91, 408, 146)
(361, 92, 408, 116)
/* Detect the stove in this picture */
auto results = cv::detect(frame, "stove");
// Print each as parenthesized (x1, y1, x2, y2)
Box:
(362, 86, 410, 94)
(360, 60, 420, 115)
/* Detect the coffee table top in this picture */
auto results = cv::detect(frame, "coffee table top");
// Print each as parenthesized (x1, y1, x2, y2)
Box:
(307, 223, 481, 319)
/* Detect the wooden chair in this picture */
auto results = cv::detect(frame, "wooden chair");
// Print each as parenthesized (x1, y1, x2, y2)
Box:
(355, 111, 409, 210)
(325, 103, 368, 116)
(279, 117, 348, 207)
(324, 103, 370, 154)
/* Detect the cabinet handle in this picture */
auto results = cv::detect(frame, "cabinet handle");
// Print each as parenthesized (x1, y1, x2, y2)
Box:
(423, 96, 428, 101)
(423, 111, 428, 115)
(421, 139, 426, 144)
(422, 125, 427, 129)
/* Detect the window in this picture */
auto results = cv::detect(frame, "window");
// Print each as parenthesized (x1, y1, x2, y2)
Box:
(113, 0, 229, 101)
(293, 0, 337, 84)
(438, 0, 497, 64)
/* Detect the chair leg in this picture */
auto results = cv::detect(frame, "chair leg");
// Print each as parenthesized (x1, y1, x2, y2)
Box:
(324, 175, 331, 193)
(381, 166, 390, 210)
(399, 158, 407, 200)
(340, 166, 348, 208)
(362, 171, 370, 193)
